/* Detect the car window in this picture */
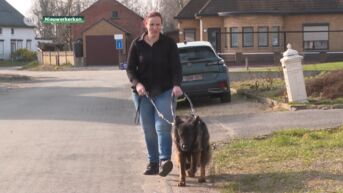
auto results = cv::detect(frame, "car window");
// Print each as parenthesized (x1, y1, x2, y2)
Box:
(178, 46, 217, 63)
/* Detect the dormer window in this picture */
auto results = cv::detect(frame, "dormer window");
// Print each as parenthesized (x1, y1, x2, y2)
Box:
(112, 11, 118, 19)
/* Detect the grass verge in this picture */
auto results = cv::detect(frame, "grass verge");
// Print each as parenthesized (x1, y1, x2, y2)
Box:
(213, 126, 343, 193)
(243, 61, 343, 72)
(0, 60, 32, 67)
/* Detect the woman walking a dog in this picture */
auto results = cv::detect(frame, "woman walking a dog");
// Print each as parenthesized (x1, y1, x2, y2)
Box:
(126, 11, 183, 176)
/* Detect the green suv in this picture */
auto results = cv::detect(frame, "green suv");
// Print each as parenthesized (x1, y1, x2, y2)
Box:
(177, 41, 231, 103)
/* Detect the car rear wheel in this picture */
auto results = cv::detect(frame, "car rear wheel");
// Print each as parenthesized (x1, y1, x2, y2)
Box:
(220, 93, 231, 103)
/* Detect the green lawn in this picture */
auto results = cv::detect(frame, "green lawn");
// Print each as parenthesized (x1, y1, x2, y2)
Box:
(213, 126, 343, 193)
(244, 61, 343, 72)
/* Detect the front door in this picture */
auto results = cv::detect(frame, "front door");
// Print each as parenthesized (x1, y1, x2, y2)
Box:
(207, 28, 221, 52)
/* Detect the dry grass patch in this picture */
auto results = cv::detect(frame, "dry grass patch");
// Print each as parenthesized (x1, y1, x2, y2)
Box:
(232, 70, 343, 105)
(306, 70, 343, 99)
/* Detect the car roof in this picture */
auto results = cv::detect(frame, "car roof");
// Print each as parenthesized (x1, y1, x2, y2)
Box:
(177, 41, 213, 49)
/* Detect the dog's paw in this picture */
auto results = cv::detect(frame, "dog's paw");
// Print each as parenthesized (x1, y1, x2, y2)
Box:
(177, 181, 186, 187)
(198, 177, 206, 183)
(187, 171, 195, 177)
(185, 163, 190, 170)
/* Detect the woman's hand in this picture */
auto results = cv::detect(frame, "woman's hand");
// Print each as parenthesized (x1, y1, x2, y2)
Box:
(172, 86, 183, 97)
(136, 83, 146, 96)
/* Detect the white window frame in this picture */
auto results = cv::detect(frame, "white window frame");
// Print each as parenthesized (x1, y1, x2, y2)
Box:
(26, 40, 32, 50)
(303, 25, 329, 50)
(184, 28, 196, 42)
(243, 27, 253, 47)
(17, 40, 23, 49)
(271, 26, 280, 47)
(230, 27, 239, 48)
(258, 26, 268, 47)
(11, 40, 16, 53)
(0, 40, 4, 57)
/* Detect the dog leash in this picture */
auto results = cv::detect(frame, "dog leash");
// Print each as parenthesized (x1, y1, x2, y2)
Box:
(176, 93, 196, 117)
(143, 92, 197, 126)
(144, 92, 176, 126)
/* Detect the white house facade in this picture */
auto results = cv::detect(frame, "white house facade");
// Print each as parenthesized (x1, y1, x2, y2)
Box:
(0, 27, 36, 59)
(0, 0, 37, 60)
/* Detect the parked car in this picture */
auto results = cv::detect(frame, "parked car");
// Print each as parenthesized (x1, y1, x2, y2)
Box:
(177, 41, 231, 103)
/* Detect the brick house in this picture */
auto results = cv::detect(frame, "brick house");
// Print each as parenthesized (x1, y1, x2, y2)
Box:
(176, 0, 343, 65)
(72, 0, 144, 66)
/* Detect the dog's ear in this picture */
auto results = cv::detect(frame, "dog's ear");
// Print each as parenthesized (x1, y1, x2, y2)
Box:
(192, 115, 201, 127)
(175, 116, 182, 126)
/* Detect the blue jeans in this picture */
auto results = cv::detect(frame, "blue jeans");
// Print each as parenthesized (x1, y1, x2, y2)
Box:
(132, 89, 175, 163)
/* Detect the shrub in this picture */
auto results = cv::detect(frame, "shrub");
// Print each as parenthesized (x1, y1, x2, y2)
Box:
(306, 70, 343, 99)
(11, 49, 37, 61)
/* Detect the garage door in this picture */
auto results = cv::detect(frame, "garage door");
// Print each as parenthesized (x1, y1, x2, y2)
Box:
(86, 35, 118, 65)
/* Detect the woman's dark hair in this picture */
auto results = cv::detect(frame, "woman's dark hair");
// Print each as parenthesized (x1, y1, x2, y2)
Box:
(144, 11, 163, 23)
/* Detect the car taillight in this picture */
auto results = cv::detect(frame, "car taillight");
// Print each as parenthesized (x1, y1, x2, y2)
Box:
(218, 81, 228, 90)
(207, 59, 225, 66)
(218, 59, 225, 65)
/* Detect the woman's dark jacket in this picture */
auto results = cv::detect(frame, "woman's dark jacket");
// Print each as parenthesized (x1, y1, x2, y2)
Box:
(126, 32, 182, 97)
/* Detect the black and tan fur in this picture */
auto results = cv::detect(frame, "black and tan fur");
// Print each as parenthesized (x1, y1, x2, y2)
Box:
(173, 115, 211, 187)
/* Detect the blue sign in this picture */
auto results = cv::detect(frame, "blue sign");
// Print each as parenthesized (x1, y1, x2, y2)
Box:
(116, 39, 123, 49)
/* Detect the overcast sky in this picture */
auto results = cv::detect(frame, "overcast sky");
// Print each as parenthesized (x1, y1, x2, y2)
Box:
(6, 0, 33, 16)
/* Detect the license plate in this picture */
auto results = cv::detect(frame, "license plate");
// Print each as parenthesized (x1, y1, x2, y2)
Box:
(183, 74, 203, 82)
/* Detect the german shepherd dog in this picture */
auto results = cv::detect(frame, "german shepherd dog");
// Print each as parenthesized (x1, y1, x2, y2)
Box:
(173, 115, 211, 186)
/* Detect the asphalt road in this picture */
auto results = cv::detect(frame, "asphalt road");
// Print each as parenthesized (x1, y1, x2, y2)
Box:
(1, 68, 343, 193)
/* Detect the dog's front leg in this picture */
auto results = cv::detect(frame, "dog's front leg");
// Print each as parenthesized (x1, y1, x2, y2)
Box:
(188, 152, 199, 177)
(198, 152, 206, 183)
(178, 152, 186, 186)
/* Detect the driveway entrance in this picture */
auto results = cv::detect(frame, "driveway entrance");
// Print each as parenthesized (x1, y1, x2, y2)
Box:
(85, 35, 118, 65)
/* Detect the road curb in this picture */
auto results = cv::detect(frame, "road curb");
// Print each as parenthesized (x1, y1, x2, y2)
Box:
(237, 90, 343, 111)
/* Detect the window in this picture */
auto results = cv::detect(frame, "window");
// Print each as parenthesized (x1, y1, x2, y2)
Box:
(11, 40, 16, 53)
(178, 46, 217, 63)
(243, 27, 253, 47)
(112, 11, 118, 18)
(17, 40, 23, 49)
(26, 40, 32, 50)
(230, 27, 239, 48)
(11, 28, 14, 34)
(224, 28, 228, 48)
(0, 28, 2, 34)
(10, 39, 24, 53)
(303, 25, 329, 50)
(258, 26, 268, 47)
(184, 29, 196, 42)
(0, 40, 4, 57)
(271, 26, 280, 47)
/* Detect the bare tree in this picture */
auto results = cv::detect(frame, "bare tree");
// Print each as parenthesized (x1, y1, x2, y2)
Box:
(31, 0, 96, 49)
(32, 0, 190, 49)
(154, 0, 191, 32)
(118, 0, 191, 32)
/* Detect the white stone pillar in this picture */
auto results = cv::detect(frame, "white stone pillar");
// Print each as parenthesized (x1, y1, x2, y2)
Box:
(280, 44, 308, 103)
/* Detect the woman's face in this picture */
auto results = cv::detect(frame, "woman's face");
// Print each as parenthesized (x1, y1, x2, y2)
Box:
(145, 16, 162, 37)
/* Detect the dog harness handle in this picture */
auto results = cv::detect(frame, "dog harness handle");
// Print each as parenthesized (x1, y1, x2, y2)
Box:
(182, 93, 196, 117)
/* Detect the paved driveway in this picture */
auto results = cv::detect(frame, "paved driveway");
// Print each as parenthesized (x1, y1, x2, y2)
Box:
(1, 68, 343, 193)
